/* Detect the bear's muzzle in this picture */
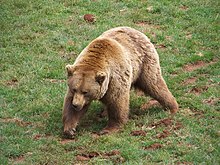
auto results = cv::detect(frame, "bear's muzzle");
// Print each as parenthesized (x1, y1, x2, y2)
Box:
(71, 103, 83, 111)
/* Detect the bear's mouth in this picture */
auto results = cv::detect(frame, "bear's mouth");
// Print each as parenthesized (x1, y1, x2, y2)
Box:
(71, 104, 83, 111)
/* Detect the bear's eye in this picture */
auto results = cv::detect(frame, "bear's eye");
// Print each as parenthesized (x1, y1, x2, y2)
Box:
(82, 91, 88, 95)
(72, 89, 77, 93)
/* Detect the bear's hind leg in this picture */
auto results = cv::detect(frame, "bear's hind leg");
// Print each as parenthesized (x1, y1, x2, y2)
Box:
(136, 67, 178, 114)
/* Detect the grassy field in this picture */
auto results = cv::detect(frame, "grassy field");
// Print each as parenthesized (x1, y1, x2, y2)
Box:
(0, 0, 219, 164)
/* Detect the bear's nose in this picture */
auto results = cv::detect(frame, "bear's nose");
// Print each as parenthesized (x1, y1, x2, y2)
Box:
(72, 104, 80, 111)
(72, 104, 78, 109)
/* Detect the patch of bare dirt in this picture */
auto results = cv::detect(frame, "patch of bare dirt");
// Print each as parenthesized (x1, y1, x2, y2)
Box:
(148, 118, 184, 131)
(60, 138, 76, 144)
(150, 118, 173, 128)
(140, 99, 160, 110)
(33, 134, 42, 140)
(12, 152, 33, 163)
(193, 111, 205, 118)
(76, 150, 125, 163)
(173, 121, 183, 130)
(76, 155, 90, 161)
(77, 151, 100, 160)
(156, 129, 171, 139)
(131, 130, 147, 136)
(182, 77, 197, 85)
(203, 97, 219, 106)
(183, 61, 206, 72)
(104, 150, 121, 157)
(146, 118, 183, 139)
(189, 86, 208, 95)
(144, 143, 163, 150)
(6, 78, 18, 86)
(33, 134, 52, 141)
(131, 118, 184, 146)
(0, 118, 32, 127)
(183, 59, 218, 72)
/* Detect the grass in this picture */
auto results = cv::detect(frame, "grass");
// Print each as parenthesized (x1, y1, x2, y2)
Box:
(0, 0, 219, 164)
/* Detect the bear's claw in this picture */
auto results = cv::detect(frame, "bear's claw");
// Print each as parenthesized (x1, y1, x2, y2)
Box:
(69, 128, 76, 135)
(64, 128, 76, 138)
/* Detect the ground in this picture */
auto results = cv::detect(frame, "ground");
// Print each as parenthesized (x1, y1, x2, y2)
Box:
(0, 0, 219, 164)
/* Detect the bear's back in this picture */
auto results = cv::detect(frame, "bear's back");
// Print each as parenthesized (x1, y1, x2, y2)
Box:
(100, 27, 159, 80)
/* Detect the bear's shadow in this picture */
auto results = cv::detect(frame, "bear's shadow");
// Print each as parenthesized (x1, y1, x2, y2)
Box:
(46, 101, 162, 137)
(75, 103, 162, 134)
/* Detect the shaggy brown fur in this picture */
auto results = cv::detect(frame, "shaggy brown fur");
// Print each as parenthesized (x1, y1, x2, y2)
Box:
(63, 27, 178, 137)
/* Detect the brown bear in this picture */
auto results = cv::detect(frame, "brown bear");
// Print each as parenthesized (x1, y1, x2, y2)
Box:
(62, 26, 178, 137)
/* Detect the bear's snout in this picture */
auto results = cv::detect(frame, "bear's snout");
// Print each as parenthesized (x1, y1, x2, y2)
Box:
(71, 93, 86, 111)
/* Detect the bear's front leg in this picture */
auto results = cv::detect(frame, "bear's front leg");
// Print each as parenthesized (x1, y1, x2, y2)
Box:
(62, 92, 89, 138)
(100, 90, 130, 134)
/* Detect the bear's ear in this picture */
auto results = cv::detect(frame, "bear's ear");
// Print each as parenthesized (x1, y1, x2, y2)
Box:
(65, 64, 74, 77)
(95, 72, 106, 85)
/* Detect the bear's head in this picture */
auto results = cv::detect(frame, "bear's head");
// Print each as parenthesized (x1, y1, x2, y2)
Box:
(65, 64, 109, 111)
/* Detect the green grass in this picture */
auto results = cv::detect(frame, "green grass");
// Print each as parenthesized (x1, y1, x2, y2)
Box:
(0, 0, 219, 164)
